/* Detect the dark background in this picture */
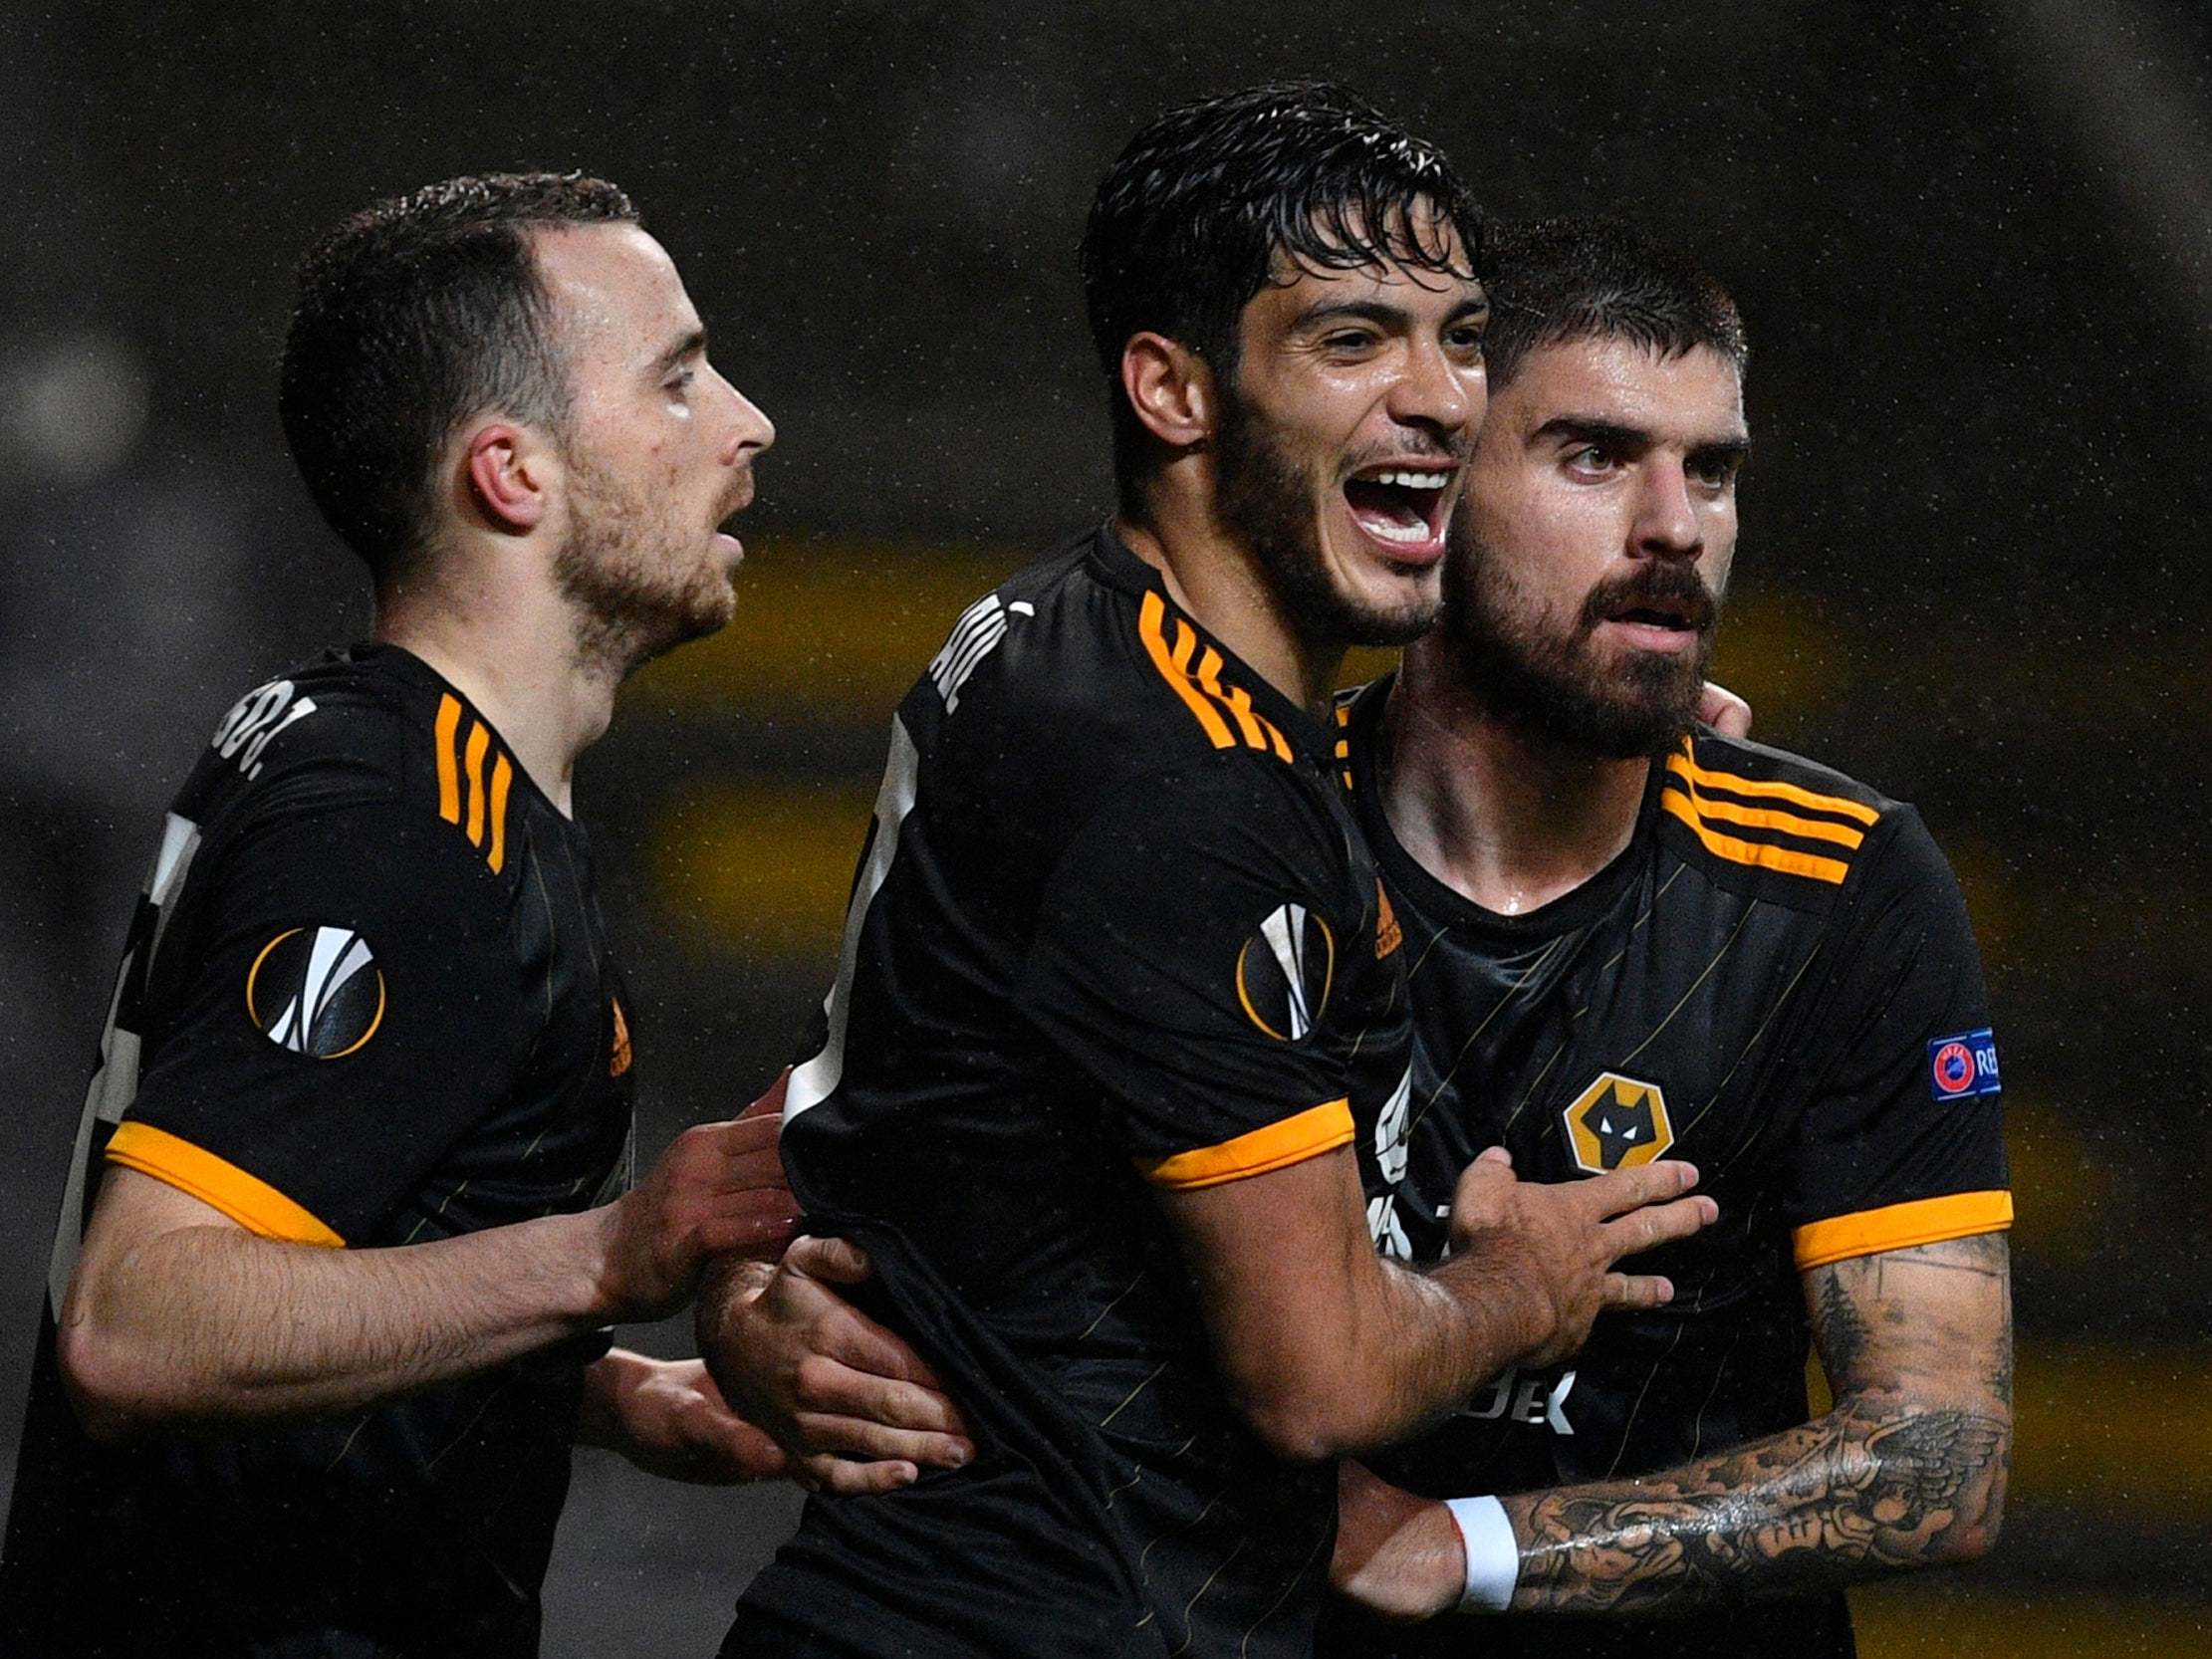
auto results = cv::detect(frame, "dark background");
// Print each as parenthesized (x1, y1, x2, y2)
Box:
(2, 1, 2206, 1653)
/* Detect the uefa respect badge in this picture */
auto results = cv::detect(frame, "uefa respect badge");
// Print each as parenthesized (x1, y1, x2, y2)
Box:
(1927, 1029, 2000, 1100)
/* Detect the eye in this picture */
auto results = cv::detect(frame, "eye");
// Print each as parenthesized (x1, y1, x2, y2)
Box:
(1689, 453, 1742, 491)
(1566, 442, 1618, 476)
(1445, 322, 1487, 357)
(665, 365, 697, 394)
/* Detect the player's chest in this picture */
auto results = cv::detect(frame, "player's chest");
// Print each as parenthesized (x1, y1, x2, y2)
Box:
(1385, 895, 1825, 1251)
(453, 839, 636, 1202)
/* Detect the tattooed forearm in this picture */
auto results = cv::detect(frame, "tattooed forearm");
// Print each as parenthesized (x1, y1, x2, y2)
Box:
(1503, 1395, 2006, 1612)
(1500, 1234, 2012, 1616)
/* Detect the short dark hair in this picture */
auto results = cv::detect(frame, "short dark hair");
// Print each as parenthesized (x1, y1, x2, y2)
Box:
(278, 171, 638, 582)
(1480, 216, 1746, 391)
(1081, 82, 1482, 515)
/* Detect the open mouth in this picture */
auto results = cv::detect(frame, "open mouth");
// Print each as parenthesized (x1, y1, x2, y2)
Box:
(1607, 599, 1696, 632)
(1343, 465, 1453, 557)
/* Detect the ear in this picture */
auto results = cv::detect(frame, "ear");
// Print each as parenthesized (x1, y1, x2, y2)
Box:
(1118, 332, 1217, 452)
(463, 422, 552, 534)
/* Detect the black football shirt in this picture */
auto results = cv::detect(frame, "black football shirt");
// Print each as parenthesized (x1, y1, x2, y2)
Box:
(1318, 676, 2010, 1659)
(1, 643, 635, 1659)
(734, 527, 1414, 1659)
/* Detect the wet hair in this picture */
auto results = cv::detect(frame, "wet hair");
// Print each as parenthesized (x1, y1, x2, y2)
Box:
(1480, 216, 1746, 391)
(1081, 82, 1482, 515)
(279, 171, 638, 583)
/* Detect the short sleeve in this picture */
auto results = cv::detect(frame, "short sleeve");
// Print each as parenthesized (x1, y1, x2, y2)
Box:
(113, 799, 530, 1247)
(1017, 760, 1366, 1191)
(1783, 808, 2012, 1270)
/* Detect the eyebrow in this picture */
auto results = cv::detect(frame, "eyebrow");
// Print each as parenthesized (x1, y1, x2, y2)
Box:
(650, 326, 708, 377)
(1535, 416, 1751, 464)
(1293, 295, 1492, 333)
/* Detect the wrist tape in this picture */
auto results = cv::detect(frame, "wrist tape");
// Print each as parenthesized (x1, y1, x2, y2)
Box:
(1443, 1494, 1518, 1612)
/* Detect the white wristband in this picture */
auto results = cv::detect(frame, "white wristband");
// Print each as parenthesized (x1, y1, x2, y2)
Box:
(1443, 1494, 1519, 1612)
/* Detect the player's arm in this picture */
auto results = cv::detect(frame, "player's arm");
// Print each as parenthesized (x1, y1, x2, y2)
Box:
(1333, 1232, 2011, 1618)
(60, 1109, 796, 1440)
(1022, 762, 1711, 1463)
(1160, 1144, 1712, 1462)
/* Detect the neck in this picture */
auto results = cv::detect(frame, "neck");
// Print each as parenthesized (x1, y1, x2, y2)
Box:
(1380, 644, 1651, 916)
(1114, 508, 1343, 721)
(372, 559, 614, 818)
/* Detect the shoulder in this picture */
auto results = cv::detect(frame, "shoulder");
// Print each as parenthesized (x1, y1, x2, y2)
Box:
(1654, 728, 1915, 907)
(193, 648, 528, 888)
(924, 530, 1313, 805)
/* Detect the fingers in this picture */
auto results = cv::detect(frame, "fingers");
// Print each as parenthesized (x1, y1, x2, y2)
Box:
(790, 1406, 972, 1471)
(697, 1191, 802, 1260)
(1474, 1145, 1513, 1168)
(1598, 1193, 1718, 1262)
(1699, 679, 1753, 739)
(786, 1234, 873, 1286)
(741, 1067, 793, 1122)
(798, 1453, 921, 1497)
(1579, 1158, 1701, 1219)
(1604, 1272, 1677, 1310)
(796, 1349, 969, 1438)
(798, 1304, 970, 1429)
(716, 1111, 786, 1164)
(683, 1407, 794, 1484)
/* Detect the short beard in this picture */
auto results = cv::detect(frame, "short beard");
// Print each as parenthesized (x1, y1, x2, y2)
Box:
(1213, 382, 1439, 650)
(554, 452, 734, 684)
(1441, 529, 1720, 760)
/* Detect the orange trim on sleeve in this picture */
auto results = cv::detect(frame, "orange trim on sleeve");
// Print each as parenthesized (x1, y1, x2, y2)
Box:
(1792, 1189, 2012, 1270)
(105, 1122, 346, 1248)
(1137, 1099, 1353, 1191)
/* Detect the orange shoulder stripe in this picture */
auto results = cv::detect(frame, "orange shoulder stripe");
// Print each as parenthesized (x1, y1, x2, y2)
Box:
(433, 695, 463, 825)
(1670, 745, 1881, 827)
(1137, 592, 1290, 759)
(1140, 592, 1235, 748)
(1660, 793, 1852, 884)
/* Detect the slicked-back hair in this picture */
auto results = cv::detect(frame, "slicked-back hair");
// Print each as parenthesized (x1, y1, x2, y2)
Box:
(1081, 82, 1483, 516)
(1481, 216, 1747, 393)
(278, 171, 638, 583)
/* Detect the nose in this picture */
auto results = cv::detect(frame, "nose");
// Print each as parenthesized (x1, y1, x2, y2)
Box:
(1634, 459, 1702, 561)
(1387, 337, 1481, 445)
(716, 369, 776, 463)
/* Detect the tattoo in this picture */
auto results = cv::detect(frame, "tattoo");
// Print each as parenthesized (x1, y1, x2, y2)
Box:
(1811, 1270, 1870, 1376)
(1503, 1235, 2012, 1614)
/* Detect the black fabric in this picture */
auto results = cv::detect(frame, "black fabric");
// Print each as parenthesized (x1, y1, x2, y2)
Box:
(745, 527, 1413, 1659)
(1, 644, 635, 1658)
(1318, 676, 2004, 1659)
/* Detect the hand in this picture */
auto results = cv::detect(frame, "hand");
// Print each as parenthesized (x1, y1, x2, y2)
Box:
(598, 1109, 800, 1322)
(698, 1235, 975, 1495)
(1332, 1461, 1465, 1621)
(1444, 1148, 1717, 1368)
(1698, 680, 1753, 739)
(577, 1348, 788, 1484)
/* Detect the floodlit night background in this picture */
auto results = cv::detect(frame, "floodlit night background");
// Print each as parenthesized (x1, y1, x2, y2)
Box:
(2, 2, 2206, 1653)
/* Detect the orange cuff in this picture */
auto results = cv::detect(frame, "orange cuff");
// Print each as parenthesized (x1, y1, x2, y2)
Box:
(1137, 1099, 1353, 1191)
(106, 1122, 346, 1248)
(1792, 1189, 2011, 1270)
